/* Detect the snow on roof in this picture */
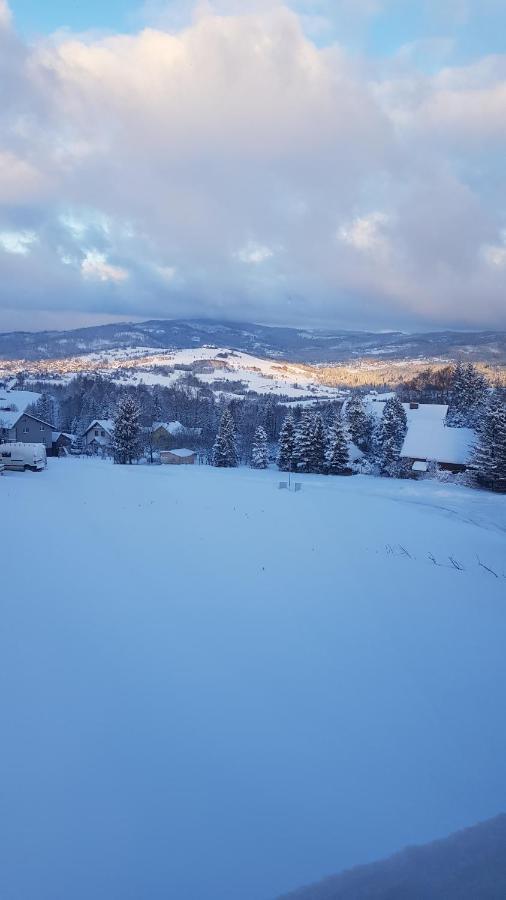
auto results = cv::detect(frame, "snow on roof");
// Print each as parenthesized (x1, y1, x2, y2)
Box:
(412, 460, 429, 472)
(0, 410, 22, 428)
(153, 421, 184, 435)
(86, 419, 114, 434)
(363, 399, 476, 466)
(52, 431, 74, 441)
(0, 409, 54, 429)
(399, 405, 475, 465)
(166, 448, 195, 457)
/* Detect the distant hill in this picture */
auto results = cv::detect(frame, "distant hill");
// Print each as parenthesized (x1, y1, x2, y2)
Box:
(1, 318, 506, 364)
(278, 814, 506, 900)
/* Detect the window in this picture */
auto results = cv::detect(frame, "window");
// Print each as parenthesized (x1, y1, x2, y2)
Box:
(22, 427, 29, 434)
(40, 426, 45, 431)
(101, 430, 106, 437)
(95, 430, 99, 436)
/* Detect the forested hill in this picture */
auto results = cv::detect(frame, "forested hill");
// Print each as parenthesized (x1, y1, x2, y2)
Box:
(1, 318, 506, 364)
(278, 815, 506, 900)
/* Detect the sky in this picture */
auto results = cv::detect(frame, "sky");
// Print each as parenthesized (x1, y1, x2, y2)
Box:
(1, 0, 506, 333)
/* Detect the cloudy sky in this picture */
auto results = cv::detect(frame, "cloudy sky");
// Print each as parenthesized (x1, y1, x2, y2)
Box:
(1, 0, 506, 332)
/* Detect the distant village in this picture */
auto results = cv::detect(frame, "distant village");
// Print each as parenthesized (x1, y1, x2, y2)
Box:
(0, 361, 505, 491)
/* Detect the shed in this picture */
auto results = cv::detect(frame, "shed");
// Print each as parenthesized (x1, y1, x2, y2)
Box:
(51, 432, 75, 456)
(160, 448, 196, 465)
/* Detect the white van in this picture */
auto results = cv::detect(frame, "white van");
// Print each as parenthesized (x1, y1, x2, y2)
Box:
(0, 443, 47, 472)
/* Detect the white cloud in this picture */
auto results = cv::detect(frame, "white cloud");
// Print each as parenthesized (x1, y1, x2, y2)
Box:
(0, 2, 506, 328)
(338, 212, 391, 258)
(236, 242, 274, 264)
(482, 233, 506, 268)
(0, 0, 11, 29)
(0, 230, 38, 255)
(81, 250, 129, 283)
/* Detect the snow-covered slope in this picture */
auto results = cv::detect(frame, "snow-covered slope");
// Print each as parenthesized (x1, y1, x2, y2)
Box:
(2, 346, 344, 400)
(1, 461, 505, 900)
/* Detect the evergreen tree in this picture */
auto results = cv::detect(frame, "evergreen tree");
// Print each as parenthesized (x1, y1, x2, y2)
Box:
(29, 392, 59, 428)
(263, 399, 278, 443)
(327, 415, 349, 475)
(212, 408, 237, 467)
(474, 393, 506, 482)
(345, 395, 374, 452)
(447, 362, 488, 428)
(295, 410, 315, 473)
(251, 426, 268, 469)
(310, 413, 327, 474)
(277, 414, 296, 472)
(112, 397, 142, 464)
(375, 397, 407, 477)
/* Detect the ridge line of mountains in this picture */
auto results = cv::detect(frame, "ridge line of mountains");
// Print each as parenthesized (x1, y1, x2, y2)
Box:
(1, 318, 506, 364)
(277, 814, 506, 900)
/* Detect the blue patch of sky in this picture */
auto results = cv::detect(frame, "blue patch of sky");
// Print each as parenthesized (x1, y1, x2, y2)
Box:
(9, 0, 506, 66)
(9, 0, 140, 37)
(366, 2, 506, 63)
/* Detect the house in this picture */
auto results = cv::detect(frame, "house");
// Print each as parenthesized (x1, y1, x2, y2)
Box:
(0, 410, 54, 448)
(0, 389, 55, 448)
(51, 432, 75, 456)
(160, 448, 196, 465)
(83, 420, 114, 452)
(364, 399, 476, 475)
(151, 421, 184, 449)
(399, 404, 475, 474)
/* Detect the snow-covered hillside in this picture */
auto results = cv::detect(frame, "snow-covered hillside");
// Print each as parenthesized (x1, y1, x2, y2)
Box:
(1, 346, 345, 400)
(1, 461, 505, 900)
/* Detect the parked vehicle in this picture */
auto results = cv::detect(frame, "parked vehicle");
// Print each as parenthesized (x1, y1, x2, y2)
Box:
(0, 442, 47, 471)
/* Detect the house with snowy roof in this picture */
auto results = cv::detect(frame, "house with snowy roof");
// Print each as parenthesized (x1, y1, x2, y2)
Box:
(83, 419, 114, 451)
(399, 404, 475, 474)
(364, 398, 476, 474)
(0, 391, 54, 449)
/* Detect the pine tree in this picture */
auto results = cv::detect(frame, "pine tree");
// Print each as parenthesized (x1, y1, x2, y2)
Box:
(345, 395, 374, 452)
(474, 393, 506, 483)
(375, 397, 407, 477)
(327, 415, 349, 475)
(310, 414, 327, 473)
(112, 397, 142, 464)
(295, 410, 315, 473)
(212, 408, 237, 467)
(277, 414, 296, 472)
(447, 362, 488, 428)
(251, 426, 268, 469)
(30, 392, 59, 428)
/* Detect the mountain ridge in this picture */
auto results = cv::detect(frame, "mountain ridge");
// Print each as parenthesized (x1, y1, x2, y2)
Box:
(1, 318, 506, 364)
(278, 814, 506, 900)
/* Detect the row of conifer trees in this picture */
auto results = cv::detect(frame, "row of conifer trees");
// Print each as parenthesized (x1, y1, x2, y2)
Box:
(210, 395, 409, 476)
(110, 372, 506, 485)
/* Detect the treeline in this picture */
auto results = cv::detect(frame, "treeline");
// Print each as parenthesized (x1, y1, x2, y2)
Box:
(21, 361, 506, 487)
(23, 372, 340, 464)
(316, 360, 506, 391)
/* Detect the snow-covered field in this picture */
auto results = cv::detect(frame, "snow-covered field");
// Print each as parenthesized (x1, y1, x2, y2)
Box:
(2, 346, 343, 401)
(2, 461, 506, 900)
